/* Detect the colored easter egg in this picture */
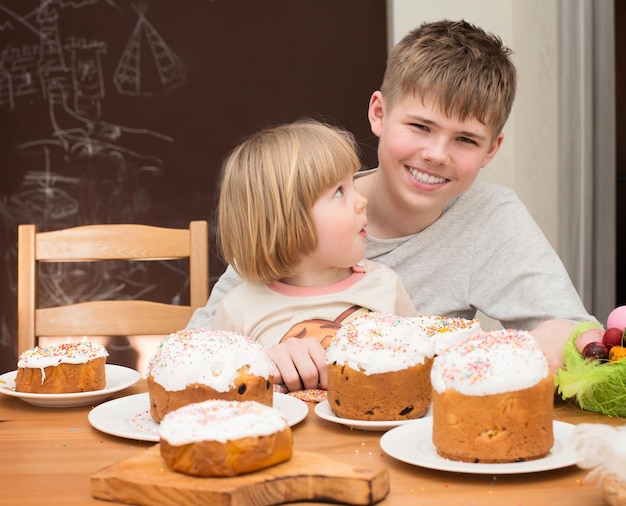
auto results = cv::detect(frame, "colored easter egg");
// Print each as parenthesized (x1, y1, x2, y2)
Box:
(609, 345, 626, 362)
(577, 328, 605, 350)
(607, 306, 626, 332)
(602, 328, 624, 349)
(582, 342, 609, 361)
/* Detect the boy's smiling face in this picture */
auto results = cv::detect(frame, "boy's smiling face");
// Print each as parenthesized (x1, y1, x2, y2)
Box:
(368, 91, 503, 226)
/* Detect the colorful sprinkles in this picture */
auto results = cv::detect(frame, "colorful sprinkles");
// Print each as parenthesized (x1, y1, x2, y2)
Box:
(18, 342, 108, 367)
(146, 328, 274, 392)
(287, 388, 327, 403)
(325, 313, 481, 375)
(431, 329, 550, 396)
(159, 399, 287, 446)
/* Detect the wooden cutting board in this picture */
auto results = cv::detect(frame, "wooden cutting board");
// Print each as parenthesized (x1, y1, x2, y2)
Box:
(91, 445, 389, 506)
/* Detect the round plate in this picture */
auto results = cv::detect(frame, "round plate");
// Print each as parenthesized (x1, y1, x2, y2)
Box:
(88, 392, 309, 442)
(380, 418, 578, 474)
(314, 399, 431, 432)
(0, 365, 141, 408)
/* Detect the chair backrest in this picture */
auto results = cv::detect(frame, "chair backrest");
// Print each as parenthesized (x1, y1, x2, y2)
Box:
(17, 221, 209, 356)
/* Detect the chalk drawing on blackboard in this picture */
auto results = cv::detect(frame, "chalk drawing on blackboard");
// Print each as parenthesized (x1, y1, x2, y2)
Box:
(23, 78, 174, 164)
(6, 146, 80, 227)
(114, 4, 186, 96)
(0, 1, 191, 335)
(0, 2, 182, 159)
(16, 167, 80, 222)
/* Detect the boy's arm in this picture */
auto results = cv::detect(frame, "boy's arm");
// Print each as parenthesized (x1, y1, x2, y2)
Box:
(186, 264, 244, 328)
(468, 185, 598, 329)
(529, 319, 576, 372)
(530, 319, 605, 372)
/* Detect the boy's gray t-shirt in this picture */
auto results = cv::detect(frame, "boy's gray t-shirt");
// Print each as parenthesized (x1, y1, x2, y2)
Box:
(189, 181, 595, 330)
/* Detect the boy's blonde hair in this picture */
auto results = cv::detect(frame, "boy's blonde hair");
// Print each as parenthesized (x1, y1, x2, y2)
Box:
(217, 119, 361, 284)
(381, 19, 517, 136)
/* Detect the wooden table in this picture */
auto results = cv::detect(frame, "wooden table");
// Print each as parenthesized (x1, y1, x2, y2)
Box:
(1, 379, 624, 506)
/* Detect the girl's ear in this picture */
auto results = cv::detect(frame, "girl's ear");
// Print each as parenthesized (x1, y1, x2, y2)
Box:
(368, 91, 385, 137)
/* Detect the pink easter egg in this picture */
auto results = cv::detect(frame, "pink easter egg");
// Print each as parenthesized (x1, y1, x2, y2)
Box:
(576, 328, 605, 351)
(607, 306, 626, 332)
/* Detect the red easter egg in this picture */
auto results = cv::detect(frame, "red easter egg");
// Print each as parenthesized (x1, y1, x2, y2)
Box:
(602, 328, 624, 349)
(582, 342, 609, 361)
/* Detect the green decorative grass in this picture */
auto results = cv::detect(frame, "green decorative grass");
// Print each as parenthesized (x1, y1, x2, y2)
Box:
(555, 321, 626, 417)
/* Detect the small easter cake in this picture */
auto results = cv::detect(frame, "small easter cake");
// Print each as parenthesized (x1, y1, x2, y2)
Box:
(147, 328, 274, 422)
(326, 313, 437, 421)
(431, 329, 554, 463)
(15, 342, 108, 394)
(159, 399, 293, 477)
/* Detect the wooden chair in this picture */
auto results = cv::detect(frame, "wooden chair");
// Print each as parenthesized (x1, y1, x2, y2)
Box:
(17, 221, 209, 356)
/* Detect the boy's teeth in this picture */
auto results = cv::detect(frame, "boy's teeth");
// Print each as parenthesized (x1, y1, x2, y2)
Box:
(409, 168, 446, 184)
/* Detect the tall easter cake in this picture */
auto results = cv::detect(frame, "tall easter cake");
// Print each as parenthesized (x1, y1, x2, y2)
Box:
(147, 328, 274, 422)
(15, 342, 108, 394)
(159, 399, 293, 477)
(325, 313, 480, 421)
(430, 329, 554, 463)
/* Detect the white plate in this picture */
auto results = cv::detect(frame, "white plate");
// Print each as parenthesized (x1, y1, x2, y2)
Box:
(314, 399, 431, 432)
(88, 392, 309, 442)
(380, 418, 578, 474)
(0, 365, 141, 408)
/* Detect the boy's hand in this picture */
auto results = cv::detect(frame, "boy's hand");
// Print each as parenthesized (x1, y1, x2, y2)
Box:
(530, 319, 577, 372)
(267, 337, 328, 392)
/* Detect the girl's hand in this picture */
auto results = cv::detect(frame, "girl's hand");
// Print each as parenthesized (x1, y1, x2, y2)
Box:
(267, 337, 328, 392)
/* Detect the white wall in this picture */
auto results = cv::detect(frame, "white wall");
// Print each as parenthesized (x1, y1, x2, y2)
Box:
(389, 0, 561, 246)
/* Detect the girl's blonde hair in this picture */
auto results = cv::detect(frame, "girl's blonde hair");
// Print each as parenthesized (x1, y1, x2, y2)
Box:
(217, 119, 361, 284)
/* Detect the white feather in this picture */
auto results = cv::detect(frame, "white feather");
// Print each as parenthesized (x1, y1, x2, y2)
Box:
(573, 423, 626, 482)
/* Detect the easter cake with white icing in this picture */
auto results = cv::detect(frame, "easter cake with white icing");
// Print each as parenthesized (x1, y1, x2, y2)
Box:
(159, 399, 293, 477)
(430, 329, 554, 463)
(15, 342, 108, 394)
(325, 313, 480, 421)
(146, 328, 274, 423)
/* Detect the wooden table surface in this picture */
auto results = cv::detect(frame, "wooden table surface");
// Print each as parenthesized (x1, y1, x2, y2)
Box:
(1, 378, 624, 506)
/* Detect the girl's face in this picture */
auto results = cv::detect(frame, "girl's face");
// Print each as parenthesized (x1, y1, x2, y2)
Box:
(309, 174, 368, 271)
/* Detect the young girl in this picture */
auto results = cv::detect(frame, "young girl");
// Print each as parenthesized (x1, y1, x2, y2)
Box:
(195, 119, 417, 391)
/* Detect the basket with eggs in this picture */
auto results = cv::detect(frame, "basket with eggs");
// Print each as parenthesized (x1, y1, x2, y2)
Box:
(555, 306, 626, 417)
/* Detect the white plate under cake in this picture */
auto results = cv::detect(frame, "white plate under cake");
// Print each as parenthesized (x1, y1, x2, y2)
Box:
(88, 392, 309, 442)
(0, 365, 140, 407)
(314, 399, 431, 432)
(380, 419, 578, 474)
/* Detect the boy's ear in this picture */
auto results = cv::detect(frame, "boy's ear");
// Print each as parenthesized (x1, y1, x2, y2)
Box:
(482, 132, 504, 167)
(368, 91, 385, 137)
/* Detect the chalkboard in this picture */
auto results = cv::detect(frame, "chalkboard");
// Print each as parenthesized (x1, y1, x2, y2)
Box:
(0, 0, 387, 372)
